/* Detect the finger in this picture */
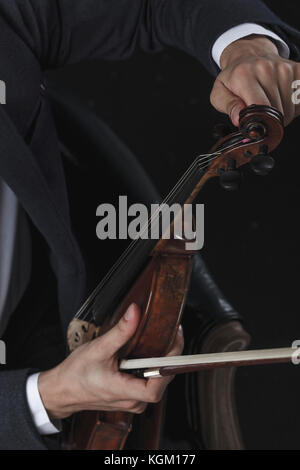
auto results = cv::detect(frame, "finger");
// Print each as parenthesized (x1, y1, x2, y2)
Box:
(94, 400, 147, 414)
(141, 327, 185, 401)
(259, 77, 284, 116)
(210, 78, 246, 127)
(111, 399, 146, 411)
(94, 303, 140, 358)
(230, 84, 271, 125)
(144, 375, 174, 403)
(116, 404, 147, 415)
(276, 63, 296, 125)
(111, 369, 173, 404)
(113, 359, 174, 403)
(144, 326, 185, 399)
(115, 401, 148, 414)
(111, 369, 153, 402)
(110, 370, 169, 404)
(225, 65, 274, 111)
(279, 83, 295, 127)
(130, 402, 148, 414)
(104, 323, 183, 403)
(138, 327, 184, 402)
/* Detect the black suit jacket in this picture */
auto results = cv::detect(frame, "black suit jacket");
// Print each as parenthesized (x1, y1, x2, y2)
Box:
(0, 0, 299, 450)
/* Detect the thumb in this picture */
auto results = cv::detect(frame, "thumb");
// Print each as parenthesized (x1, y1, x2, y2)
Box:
(99, 303, 140, 358)
(210, 79, 246, 127)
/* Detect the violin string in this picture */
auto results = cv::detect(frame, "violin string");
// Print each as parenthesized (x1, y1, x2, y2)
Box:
(78, 135, 262, 321)
(141, 135, 259, 250)
(77, 150, 233, 321)
(151, 133, 253, 209)
(77, 140, 251, 321)
(76, 156, 213, 320)
(77, 134, 262, 320)
(75, 151, 221, 320)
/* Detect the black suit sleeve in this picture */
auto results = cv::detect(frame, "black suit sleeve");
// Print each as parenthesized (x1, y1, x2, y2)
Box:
(0, 369, 48, 449)
(0, 0, 299, 75)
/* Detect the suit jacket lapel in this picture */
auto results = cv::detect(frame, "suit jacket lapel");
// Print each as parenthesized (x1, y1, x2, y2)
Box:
(0, 106, 86, 329)
(0, 106, 67, 250)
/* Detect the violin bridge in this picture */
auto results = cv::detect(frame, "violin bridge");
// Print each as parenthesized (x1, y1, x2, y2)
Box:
(67, 318, 101, 352)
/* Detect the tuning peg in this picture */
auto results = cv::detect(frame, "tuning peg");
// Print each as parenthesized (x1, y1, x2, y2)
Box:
(219, 170, 241, 191)
(212, 123, 233, 140)
(250, 154, 275, 176)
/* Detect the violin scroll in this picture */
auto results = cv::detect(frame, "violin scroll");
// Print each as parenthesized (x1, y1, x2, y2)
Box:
(209, 104, 284, 190)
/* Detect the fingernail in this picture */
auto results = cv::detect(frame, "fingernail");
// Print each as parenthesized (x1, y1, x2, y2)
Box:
(124, 304, 134, 321)
(231, 104, 244, 126)
(178, 325, 183, 335)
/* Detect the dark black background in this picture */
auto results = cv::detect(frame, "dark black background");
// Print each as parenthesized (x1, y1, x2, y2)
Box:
(48, 1, 300, 450)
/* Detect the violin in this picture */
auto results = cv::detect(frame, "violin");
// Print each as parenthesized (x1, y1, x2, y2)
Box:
(64, 104, 288, 450)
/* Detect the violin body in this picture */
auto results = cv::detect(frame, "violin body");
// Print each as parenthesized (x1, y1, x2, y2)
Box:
(66, 235, 196, 450)
(65, 105, 284, 450)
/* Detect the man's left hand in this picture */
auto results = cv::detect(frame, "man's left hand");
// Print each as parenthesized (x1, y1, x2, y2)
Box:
(210, 35, 300, 127)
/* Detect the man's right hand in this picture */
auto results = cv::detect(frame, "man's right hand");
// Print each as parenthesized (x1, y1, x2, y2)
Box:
(38, 303, 184, 420)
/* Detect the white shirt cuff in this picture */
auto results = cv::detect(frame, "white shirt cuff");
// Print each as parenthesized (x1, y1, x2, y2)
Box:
(212, 23, 290, 68)
(26, 372, 61, 435)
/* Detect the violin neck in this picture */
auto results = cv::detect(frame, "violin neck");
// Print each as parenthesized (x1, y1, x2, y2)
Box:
(163, 158, 207, 207)
(74, 158, 209, 326)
